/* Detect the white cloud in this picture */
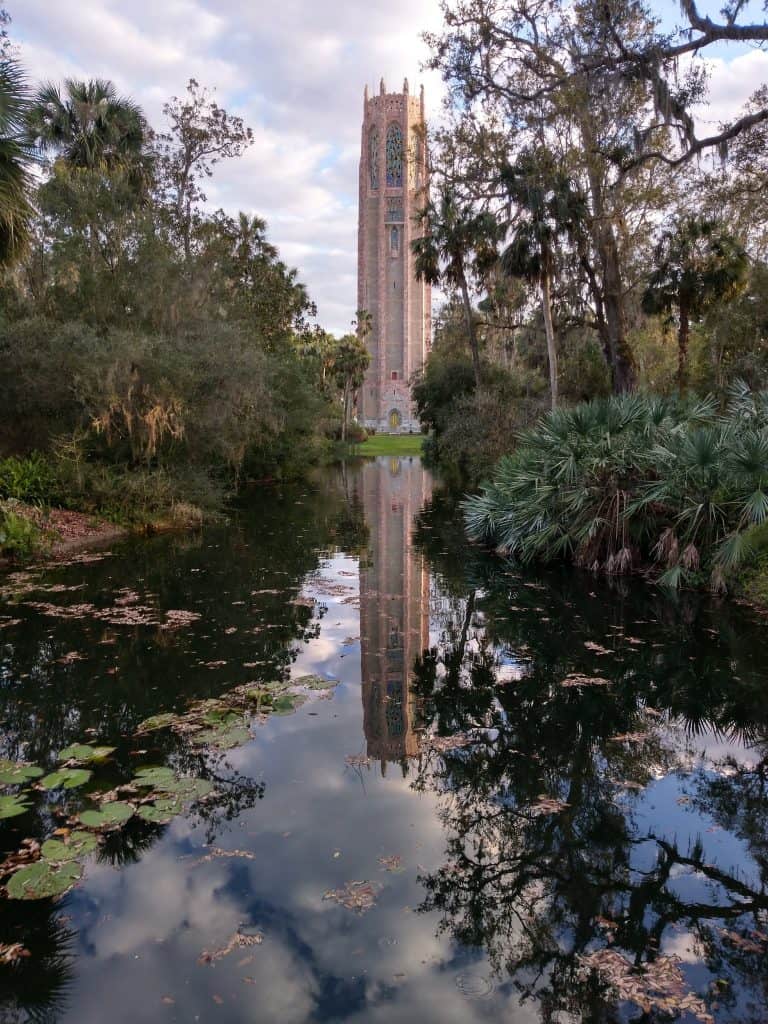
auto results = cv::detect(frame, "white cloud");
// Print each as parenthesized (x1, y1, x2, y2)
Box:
(12, 0, 443, 334)
(11, 2, 767, 333)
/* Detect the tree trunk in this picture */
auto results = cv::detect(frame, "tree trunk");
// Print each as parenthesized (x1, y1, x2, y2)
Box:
(341, 380, 350, 442)
(596, 222, 637, 394)
(678, 300, 690, 393)
(541, 261, 558, 410)
(458, 266, 481, 388)
(580, 119, 637, 394)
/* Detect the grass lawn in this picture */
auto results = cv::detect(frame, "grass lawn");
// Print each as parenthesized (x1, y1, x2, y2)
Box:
(354, 434, 425, 456)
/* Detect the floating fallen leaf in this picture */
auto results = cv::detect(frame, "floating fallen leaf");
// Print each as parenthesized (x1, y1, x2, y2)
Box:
(162, 609, 202, 629)
(529, 795, 569, 816)
(323, 880, 381, 914)
(584, 641, 611, 655)
(719, 928, 768, 954)
(578, 949, 713, 1024)
(56, 651, 86, 664)
(560, 674, 611, 688)
(188, 847, 256, 866)
(378, 855, 403, 872)
(198, 931, 263, 964)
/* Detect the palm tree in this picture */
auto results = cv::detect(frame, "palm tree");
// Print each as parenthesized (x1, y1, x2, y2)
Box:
(332, 333, 370, 442)
(26, 78, 145, 171)
(643, 217, 749, 392)
(499, 151, 586, 410)
(412, 185, 501, 387)
(0, 54, 34, 268)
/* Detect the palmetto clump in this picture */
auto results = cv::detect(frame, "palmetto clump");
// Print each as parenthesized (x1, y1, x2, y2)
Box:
(464, 382, 768, 589)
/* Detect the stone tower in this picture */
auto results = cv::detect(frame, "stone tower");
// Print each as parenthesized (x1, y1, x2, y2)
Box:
(357, 79, 431, 433)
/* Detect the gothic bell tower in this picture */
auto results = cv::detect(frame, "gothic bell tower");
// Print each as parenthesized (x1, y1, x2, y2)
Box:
(357, 78, 431, 433)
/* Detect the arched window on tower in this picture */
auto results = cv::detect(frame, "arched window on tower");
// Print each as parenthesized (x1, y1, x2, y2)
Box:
(369, 126, 379, 189)
(386, 124, 403, 187)
(410, 127, 423, 188)
(390, 225, 400, 256)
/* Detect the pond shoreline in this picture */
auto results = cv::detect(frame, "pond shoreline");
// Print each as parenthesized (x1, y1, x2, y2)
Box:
(0, 502, 203, 572)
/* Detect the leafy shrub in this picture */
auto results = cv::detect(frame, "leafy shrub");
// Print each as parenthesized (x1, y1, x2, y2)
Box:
(414, 356, 546, 486)
(0, 502, 43, 558)
(0, 453, 58, 504)
(345, 422, 368, 444)
(464, 381, 768, 590)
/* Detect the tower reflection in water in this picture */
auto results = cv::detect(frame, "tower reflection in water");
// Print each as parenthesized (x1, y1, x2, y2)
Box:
(355, 456, 431, 774)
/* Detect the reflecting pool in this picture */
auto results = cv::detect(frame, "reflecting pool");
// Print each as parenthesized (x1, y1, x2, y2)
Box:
(0, 456, 767, 1023)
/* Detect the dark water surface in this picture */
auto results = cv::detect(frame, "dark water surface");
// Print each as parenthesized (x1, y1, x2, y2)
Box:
(1, 457, 767, 1024)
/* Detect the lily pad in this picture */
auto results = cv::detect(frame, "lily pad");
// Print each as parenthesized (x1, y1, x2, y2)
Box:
(40, 768, 92, 790)
(58, 743, 115, 763)
(190, 725, 251, 750)
(78, 801, 135, 829)
(138, 804, 175, 824)
(132, 766, 176, 788)
(293, 674, 337, 690)
(0, 794, 31, 819)
(0, 760, 44, 785)
(7, 860, 82, 900)
(156, 794, 184, 813)
(200, 709, 242, 728)
(271, 693, 307, 716)
(135, 712, 178, 733)
(41, 831, 98, 863)
(164, 777, 214, 801)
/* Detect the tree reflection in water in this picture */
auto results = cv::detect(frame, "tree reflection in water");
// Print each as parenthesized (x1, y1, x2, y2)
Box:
(410, 486, 768, 1023)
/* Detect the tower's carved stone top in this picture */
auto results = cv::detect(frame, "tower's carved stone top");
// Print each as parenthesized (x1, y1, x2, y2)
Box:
(363, 81, 424, 117)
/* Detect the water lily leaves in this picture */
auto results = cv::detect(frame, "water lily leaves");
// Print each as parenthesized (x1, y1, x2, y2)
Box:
(0, 760, 44, 785)
(154, 794, 185, 814)
(293, 674, 337, 690)
(271, 693, 307, 716)
(138, 803, 175, 825)
(78, 801, 134, 829)
(138, 782, 208, 823)
(41, 831, 98, 863)
(132, 766, 176, 788)
(165, 778, 213, 801)
(0, 794, 31, 819)
(7, 860, 82, 900)
(200, 709, 242, 728)
(190, 725, 251, 750)
(135, 712, 178, 734)
(58, 743, 115, 763)
(40, 768, 92, 790)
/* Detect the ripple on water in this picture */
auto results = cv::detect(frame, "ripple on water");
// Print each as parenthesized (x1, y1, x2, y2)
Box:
(455, 973, 495, 999)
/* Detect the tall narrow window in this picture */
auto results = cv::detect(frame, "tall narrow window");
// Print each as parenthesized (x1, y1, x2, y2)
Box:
(386, 124, 403, 187)
(390, 225, 400, 256)
(410, 128, 422, 188)
(369, 126, 379, 189)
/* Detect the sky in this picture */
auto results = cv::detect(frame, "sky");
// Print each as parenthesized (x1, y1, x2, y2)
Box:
(10, 0, 768, 334)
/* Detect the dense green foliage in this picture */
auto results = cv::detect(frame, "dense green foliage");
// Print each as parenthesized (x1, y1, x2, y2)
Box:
(464, 383, 768, 590)
(0, 30, 360, 534)
(411, 0, 768, 498)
